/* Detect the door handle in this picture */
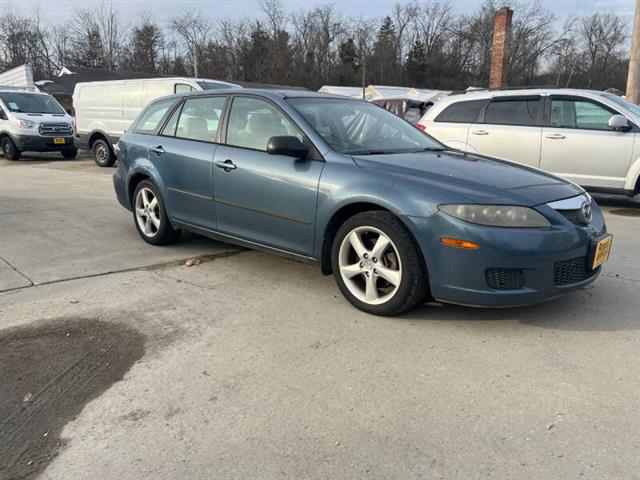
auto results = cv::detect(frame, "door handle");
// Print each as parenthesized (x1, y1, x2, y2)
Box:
(471, 130, 489, 136)
(545, 133, 566, 140)
(215, 159, 237, 171)
(150, 145, 165, 155)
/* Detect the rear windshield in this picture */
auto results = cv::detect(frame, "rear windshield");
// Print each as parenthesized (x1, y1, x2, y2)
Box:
(0, 92, 65, 114)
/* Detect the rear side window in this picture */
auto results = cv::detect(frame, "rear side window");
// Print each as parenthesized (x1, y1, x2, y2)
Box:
(132, 99, 174, 134)
(174, 96, 227, 142)
(485, 99, 541, 126)
(434, 100, 485, 123)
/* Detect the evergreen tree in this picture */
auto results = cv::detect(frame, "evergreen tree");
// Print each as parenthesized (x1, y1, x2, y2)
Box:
(406, 39, 427, 86)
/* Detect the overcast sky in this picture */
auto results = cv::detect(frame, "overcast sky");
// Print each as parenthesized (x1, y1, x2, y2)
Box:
(1, 0, 636, 26)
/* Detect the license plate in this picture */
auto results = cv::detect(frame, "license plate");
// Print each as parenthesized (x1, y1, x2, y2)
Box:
(592, 235, 613, 269)
(53, 137, 65, 144)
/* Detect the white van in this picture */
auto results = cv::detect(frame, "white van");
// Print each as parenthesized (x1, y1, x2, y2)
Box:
(0, 88, 76, 160)
(73, 77, 240, 166)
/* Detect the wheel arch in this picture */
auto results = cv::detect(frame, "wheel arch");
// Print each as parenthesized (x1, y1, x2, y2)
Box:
(88, 130, 112, 150)
(319, 201, 421, 275)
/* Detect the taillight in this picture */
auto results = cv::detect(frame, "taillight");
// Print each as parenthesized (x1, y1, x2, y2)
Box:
(113, 143, 120, 157)
(416, 124, 426, 132)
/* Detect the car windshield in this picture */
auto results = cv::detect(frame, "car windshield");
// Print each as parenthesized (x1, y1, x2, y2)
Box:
(287, 97, 444, 155)
(0, 92, 65, 114)
(600, 93, 640, 117)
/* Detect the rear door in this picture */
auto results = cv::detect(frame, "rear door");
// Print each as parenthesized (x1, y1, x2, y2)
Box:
(540, 95, 635, 189)
(467, 96, 543, 167)
(212, 95, 324, 256)
(424, 99, 486, 151)
(150, 95, 228, 230)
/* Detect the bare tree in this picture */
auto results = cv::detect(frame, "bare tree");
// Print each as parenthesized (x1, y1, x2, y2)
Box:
(170, 10, 211, 77)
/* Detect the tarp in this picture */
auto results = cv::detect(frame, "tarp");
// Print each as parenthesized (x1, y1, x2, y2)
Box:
(0, 64, 36, 90)
(318, 85, 364, 98)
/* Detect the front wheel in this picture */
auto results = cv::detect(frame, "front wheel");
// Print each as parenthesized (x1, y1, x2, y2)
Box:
(331, 211, 429, 316)
(2, 137, 21, 160)
(132, 181, 181, 245)
(92, 138, 115, 167)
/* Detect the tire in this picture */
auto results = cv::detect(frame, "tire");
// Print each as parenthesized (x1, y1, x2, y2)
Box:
(61, 148, 78, 159)
(132, 180, 181, 245)
(2, 137, 21, 161)
(331, 211, 429, 316)
(92, 138, 115, 167)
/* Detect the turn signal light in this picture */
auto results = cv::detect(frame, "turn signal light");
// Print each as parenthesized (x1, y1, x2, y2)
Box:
(439, 237, 480, 250)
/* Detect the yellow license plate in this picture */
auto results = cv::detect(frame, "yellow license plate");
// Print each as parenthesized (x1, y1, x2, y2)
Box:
(53, 137, 65, 144)
(592, 235, 613, 269)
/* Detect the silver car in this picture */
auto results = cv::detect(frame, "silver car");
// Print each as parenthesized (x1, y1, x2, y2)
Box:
(418, 88, 640, 199)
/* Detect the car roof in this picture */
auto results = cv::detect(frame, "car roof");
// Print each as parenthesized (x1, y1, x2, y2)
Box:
(442, 87, 607, 101)
(169, 88, 359, 102)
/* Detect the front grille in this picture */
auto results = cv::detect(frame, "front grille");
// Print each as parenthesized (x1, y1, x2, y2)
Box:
(39, 123, 73, 136)
(553, 257, 598, 286)
(558, 209, 582, 225)
(486, 268, 525, 290)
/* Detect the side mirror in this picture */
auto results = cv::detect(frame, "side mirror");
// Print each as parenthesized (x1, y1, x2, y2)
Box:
(608, 114, 630, 131)
(267, 136, 309, 158)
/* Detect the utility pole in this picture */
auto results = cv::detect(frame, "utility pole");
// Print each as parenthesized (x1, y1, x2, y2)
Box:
(362, 52, 366, 100)
(192, 43, 199, 78)
(627, 0, 640, 103)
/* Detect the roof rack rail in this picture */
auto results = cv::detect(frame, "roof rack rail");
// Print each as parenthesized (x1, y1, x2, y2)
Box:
(448, 85, 565, 96)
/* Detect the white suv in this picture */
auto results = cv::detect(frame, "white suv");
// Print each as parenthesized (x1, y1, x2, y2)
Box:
(418, 88, 640, 198)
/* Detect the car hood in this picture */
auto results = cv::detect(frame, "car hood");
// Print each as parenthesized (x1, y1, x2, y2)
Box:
(10, 111, 71, 124)
(352, 150, 583, 207)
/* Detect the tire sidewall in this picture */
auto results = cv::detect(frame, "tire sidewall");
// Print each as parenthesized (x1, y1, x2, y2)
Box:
(2, 137, 20, 160)
(93, 139, 114, 167)
(331, 211, 427, 316)
(132, 180, 177, 245)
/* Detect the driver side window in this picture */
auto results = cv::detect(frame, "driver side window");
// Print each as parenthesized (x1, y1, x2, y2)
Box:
(226, 97, 303, 151)
(550, 98, 615, 131)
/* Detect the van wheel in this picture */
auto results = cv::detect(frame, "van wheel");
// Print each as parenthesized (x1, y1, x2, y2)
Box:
(133, 180, 181, 245)
(92, 138, 115, 167)
(2, 137, 21, 161)
(61, 148, 78, 159)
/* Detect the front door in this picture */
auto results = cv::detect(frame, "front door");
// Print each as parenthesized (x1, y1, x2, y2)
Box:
(149, 95, 227, 230)
(467, 96, 543, 167)
(213, 95, 324, 256)
(540, 95, 635, 189)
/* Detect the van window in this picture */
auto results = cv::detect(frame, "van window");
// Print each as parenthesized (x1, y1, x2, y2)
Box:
(550, 98, 615, 130)
(132, 99, 174, 134)
(485, 99, 541, 126)
(175, 84, 194, 94)
(227, 97, 303, 151)
(434, 100, 485, 123)
(175, 96, 226, 142)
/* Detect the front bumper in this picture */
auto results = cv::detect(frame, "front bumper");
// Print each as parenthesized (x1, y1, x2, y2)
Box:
(404, 204, 608, 307)
(13, 133, 76, 152)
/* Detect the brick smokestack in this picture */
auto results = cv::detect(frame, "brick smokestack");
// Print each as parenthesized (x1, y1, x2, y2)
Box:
(489, 7, 513, 89)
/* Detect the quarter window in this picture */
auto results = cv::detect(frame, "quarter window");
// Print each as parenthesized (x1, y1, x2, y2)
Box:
(174, 96, 226, 142)
(434, 100, 485, 123)
(133, 99, 174, 134)
(226, 97, 303, 151)
(485, 99, 541, 126)
(550, 98, 615, 130)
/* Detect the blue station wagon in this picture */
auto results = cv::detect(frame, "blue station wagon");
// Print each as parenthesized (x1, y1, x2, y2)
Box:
(113, 90, 612, 315)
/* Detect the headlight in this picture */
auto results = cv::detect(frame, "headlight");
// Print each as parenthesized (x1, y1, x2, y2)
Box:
(439, 204, 551, 228)
(14, 119, 35, 129)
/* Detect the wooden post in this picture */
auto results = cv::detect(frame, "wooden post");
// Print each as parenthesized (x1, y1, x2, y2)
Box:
(626, 0, 640, 103)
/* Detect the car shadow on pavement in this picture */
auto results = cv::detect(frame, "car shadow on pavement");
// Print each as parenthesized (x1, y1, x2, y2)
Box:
(398, 285, 639, 333)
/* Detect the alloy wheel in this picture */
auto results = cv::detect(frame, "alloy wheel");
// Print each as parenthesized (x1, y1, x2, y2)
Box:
(135, 187, 161, 237)
(338, 226, 402, 305)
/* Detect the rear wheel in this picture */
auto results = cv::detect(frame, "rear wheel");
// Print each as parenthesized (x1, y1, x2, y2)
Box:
(61, 148, 78, 159)
(92, 138, 115, 167)
(1, 137, 21, 161)
(132, 180, 181, 245)
(331, 211, 429, 316)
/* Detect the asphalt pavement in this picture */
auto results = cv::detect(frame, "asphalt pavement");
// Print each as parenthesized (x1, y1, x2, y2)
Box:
(1, 153, 639, 480)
